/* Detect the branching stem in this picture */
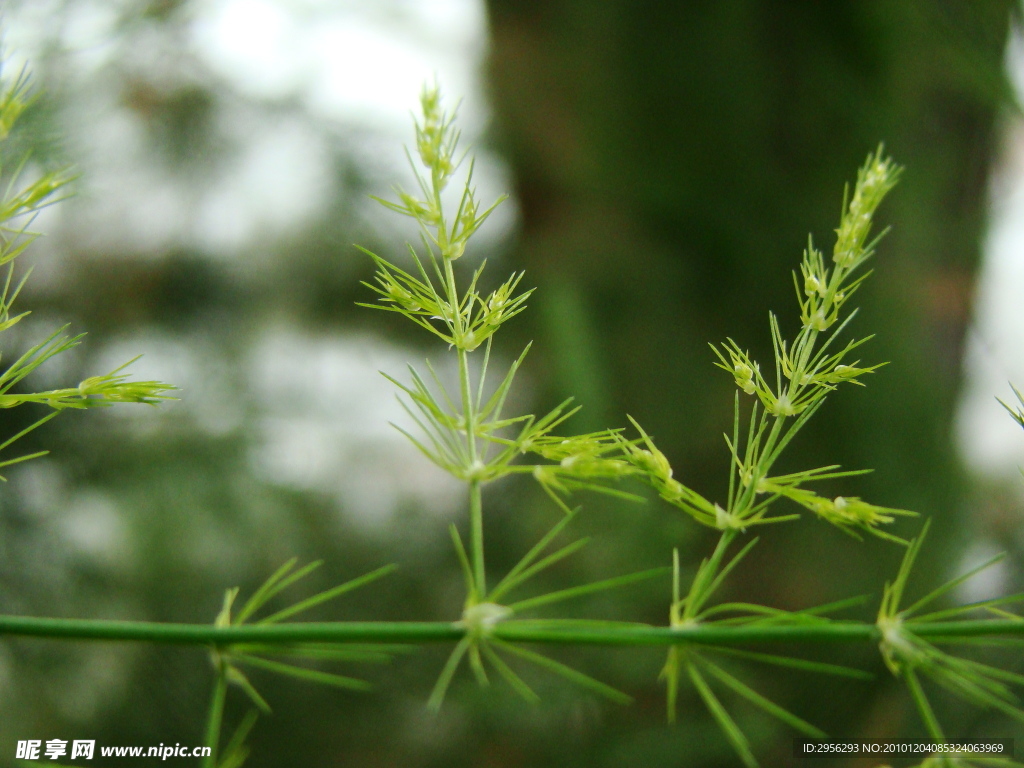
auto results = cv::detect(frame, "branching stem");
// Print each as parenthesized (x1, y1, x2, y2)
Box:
(2, 615, 1023, 646)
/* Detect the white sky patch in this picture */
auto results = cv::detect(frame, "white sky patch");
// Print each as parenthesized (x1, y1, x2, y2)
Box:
(248, 329, 462, 528)
(306, 18, 435, 125)
(193, 113, 332, 252)
(0, 0, 499, 532)
(191, 0, 488, 133)
(191, 0, 307, 100)
(956, 30, 1024, 478)
(60, 490, 134, 569)
(5, 0, 500, 257)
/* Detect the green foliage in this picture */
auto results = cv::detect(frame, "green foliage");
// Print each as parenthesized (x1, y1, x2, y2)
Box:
(361, 84, 660, 710)
(1000, 384, 1024, 431)
(878, 522, 1024, 743)
(358, 90, 1024, 766)
(3, 43, 1024, 768)
(202, 560, 399, 767)
(661, 540, 872, 764)
(627, 147, 912, 540)
(353, 87, 1024, 767)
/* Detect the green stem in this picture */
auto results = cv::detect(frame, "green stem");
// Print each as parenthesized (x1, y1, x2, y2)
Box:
(904, 667, 946, 743)
(469, 479, 485, 599)
(793, 328, 819, 380)
(202, 659, 229, 768)
(685, 530, 736, 620)
(444, 257, 462, 336)
(735, 413, 786, 514)
(457, 347, 477, 461)
(456, 335, 483, 600)
(734, 324, 821, 516)
(1, 615, 1022, 646)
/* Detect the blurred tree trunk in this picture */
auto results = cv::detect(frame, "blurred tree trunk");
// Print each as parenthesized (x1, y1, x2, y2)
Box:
(485, 0, 1014, 757)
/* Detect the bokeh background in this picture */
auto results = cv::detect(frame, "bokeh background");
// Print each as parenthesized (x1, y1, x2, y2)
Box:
(1, 1, 1024, 766)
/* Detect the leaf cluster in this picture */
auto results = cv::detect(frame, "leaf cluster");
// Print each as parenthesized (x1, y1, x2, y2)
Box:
(877, 522, 1024, 748)
(661, 537, 872, 768)
(999, 385, 1024, 431)
(622, 149, 911, 543)
(204, 560, 399, 768)
(7, 53, 1024, 768)
(357, 85, 661, 708)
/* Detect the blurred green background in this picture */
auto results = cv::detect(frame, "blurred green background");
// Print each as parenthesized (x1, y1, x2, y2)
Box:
(1, 1, 1023, 766)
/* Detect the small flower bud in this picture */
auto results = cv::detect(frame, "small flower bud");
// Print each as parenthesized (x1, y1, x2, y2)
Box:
(387, 284, 411, 303)
(631, 445, 673, 482)
(804, 308, 832, 332)
(487, 292, 507, 313)
(733, 362, 756, 395)
(714, 504, 745, 531)
(460, 602, 513, 638)
(533, 465, 555, 486)
(772, 394, 796, 417)
(460, 329, 479, 350)
(464, 459, 487, 481)
(445, 241, 465, 260)
(460, 198, 478, 230)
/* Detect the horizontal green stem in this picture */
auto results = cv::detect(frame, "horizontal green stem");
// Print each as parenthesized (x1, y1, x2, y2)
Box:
(0, 615, 1022, 647)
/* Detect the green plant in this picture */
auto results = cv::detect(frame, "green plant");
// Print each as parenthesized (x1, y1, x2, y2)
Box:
(1001, 385, 1024, 437)
(0, 61, 174, 471)
(357, 84, 665, 709)
(3, 52, 1024, 768)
